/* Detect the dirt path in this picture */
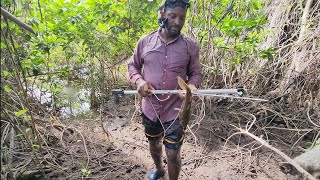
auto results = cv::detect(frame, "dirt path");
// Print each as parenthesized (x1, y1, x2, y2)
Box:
(76, 101, 300, 180)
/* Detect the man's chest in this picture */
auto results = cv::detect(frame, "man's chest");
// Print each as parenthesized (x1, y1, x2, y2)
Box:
(141, 41, 190, 72)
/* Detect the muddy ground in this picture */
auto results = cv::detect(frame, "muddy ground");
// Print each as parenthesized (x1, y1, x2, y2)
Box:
(38, 97, 304, 180)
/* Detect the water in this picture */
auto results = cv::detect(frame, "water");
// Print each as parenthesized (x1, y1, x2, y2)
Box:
(27, 81, 91, 118)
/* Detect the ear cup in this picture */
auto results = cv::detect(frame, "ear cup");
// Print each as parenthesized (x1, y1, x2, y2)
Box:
(158, 18, 168, 28)
(158, 18, 164, 27)
(158, 9, 165, 28)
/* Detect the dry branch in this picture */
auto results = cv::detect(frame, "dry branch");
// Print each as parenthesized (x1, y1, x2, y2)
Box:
(298, 0, 313, 43)
(236, 127, 317, 180)
(0, 7, 35, 34)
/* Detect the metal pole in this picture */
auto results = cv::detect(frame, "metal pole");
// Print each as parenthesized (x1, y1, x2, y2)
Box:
(112, 88, 269, 103)
(122, 89, 241, 95)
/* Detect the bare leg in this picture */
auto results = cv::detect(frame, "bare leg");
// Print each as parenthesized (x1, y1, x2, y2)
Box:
(165, 147, 181, 180)
(149, 140, 165, 173)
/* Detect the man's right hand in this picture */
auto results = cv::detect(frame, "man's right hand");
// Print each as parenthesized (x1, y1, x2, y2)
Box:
(136, 78, 154, 97)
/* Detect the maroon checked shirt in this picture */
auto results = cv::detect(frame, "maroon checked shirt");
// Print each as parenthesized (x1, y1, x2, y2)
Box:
(127, 30, 202, 122)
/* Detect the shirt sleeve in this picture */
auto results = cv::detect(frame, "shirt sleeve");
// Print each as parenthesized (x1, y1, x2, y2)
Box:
(127, 38, 144, 85)
(187, 43, 203, 88)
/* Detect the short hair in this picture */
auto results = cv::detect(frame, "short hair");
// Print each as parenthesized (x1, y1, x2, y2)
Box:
(164, 0, 189, 12)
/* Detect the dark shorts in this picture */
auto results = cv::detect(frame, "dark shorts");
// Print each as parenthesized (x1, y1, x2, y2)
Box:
(141, 113, 185, 150)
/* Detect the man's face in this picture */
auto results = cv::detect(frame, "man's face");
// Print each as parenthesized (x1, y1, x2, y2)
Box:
(164, 6, 187, 38)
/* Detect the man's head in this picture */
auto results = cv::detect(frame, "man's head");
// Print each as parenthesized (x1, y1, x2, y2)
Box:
(160, 0, 189, 38)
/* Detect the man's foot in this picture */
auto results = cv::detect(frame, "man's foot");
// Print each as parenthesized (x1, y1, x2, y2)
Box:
(148, 170, 165, 180)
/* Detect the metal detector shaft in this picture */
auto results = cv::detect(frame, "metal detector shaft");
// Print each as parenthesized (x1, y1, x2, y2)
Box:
(112, 88, 243, 96)
(112, 87, 244, 103)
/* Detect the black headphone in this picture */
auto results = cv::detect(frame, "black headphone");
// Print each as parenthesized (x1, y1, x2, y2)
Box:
(158, 18, 168, 28)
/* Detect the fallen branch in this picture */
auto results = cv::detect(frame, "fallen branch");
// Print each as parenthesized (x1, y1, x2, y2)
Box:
(235, 126, 317, 180)
(18, 168, 52, 179)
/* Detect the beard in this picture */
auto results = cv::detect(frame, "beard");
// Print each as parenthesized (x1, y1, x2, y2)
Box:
(165, 23, 181, 38)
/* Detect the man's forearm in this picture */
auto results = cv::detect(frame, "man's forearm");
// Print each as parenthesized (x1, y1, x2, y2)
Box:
(187, 75, 202, 88)
(127, 61, 143, 85)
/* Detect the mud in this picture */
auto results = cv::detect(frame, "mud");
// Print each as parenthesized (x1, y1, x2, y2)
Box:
(35, 98, 305, 180)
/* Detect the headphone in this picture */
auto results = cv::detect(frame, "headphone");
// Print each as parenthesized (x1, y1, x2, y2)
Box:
(158, 17, 168, 28)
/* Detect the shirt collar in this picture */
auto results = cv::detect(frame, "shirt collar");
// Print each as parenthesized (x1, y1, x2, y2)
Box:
(157, 28, 181, 45)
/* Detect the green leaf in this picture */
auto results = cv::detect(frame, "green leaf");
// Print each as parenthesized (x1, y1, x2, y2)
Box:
(32, 68, 40, 76)
(0, 42, 6, 49)
(31, 57, 45, 66)
(15, 109, 28, 117)
(15, 134, 24, 138)
(61, 8, 68, 13)
(49, 62, 55, 67)
(24, 116, 31, 121)
(97, 23, 107, 32)
(32, 144, 39, 149)
(61, 66, 70, 76)
(26, 128, 31, 133)
(30, 18, 40, 26)
(119, 65, 126, 71)
(81, 167, 91, 177)
(21, 59, 32, 68)
(4, 85, 12, 93)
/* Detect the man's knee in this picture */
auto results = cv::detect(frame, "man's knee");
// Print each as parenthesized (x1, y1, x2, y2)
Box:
(149, 139, 162, 150)
(166, 148, 181, 162)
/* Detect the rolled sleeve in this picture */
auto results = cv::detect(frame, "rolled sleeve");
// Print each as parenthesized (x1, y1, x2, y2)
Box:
(187, 44, 202, 88)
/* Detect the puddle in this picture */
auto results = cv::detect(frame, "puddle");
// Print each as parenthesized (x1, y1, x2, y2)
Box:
(27, 79, 91, 118)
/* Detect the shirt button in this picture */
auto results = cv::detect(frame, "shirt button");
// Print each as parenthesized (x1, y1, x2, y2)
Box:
(165, 56, 167, 58)
(164, 69, 166, 71)
(163, 82, 165, 84)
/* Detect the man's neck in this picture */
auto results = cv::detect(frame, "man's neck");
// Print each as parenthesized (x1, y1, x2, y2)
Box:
(159, 28, 177, 43)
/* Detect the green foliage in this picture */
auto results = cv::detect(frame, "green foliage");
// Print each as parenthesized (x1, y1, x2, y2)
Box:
(189, 0, 273, 71)
(1, 0, 159, 116)
(1, 0, 273, 117)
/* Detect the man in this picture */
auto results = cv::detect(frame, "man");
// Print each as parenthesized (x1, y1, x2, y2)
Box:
(127, 0, 202, 179)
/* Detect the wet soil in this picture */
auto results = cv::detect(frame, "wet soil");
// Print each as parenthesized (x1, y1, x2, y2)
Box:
(40, 98, 302, 180)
